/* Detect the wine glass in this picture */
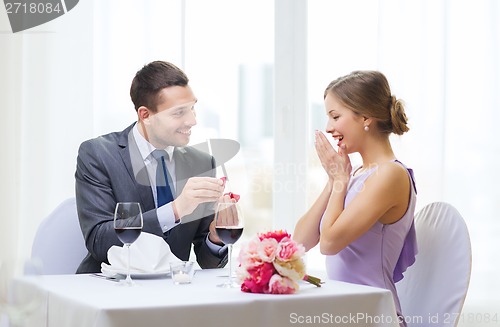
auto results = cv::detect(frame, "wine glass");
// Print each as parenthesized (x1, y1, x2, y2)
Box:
(113, 202, 143, 286)
(215, 201, 244, 288)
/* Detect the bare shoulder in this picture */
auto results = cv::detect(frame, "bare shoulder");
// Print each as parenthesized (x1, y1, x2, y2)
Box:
(378, 161, 409, 178)
(366, 161, 410, 191)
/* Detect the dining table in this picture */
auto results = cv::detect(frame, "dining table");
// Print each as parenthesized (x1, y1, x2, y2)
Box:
(11, 268, 400, 327)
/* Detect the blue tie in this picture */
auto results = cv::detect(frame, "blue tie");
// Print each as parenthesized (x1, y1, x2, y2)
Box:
(152, 150, 174, 207)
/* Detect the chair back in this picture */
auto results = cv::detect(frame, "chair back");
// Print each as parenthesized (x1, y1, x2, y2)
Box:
(396, 202, 472, 327)
(31, 197, 87, 274)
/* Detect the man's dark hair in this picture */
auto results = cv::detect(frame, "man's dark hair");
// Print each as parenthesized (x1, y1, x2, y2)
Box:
(130, 61, 189, 112)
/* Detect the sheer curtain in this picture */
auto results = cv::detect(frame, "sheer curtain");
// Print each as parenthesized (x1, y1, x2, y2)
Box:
(1, 0, 95, 277)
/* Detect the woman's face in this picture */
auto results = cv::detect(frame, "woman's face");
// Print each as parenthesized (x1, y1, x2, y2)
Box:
(324, 92, 365, 153)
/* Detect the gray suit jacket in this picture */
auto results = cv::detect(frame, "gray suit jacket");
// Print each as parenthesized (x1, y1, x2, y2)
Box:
(75, 123, 227, 273)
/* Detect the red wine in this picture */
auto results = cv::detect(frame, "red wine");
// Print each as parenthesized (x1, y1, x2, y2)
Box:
(115, 228, 141, 244)
(216, 227, 243, 245)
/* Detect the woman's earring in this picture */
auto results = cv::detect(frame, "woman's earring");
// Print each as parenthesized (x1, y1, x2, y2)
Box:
(364, 125, 369, 132)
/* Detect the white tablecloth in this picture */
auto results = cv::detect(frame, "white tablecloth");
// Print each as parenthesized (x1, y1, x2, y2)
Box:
(13, 269, 399, 327)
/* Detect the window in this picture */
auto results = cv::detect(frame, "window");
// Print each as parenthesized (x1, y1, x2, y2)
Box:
(184, 0, 275, 238)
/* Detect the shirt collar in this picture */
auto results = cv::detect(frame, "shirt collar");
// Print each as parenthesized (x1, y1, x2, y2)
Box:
(132, 123, 175, 162)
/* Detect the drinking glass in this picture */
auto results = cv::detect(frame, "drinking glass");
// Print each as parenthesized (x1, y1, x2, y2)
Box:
(113, 202, 143, 286)
(215, 201, 244, 288)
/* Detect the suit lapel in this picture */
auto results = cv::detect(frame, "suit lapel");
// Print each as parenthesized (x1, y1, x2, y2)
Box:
(118, 124, 155, 211)
(173, 147, 191, 197)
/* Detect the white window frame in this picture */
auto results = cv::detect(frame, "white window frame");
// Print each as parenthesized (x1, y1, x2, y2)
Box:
(273, 0, 308, 232)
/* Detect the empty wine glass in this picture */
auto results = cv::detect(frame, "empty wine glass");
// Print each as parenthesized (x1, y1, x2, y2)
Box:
(215, 201, 244, 288)
(114, 202, 143, 286)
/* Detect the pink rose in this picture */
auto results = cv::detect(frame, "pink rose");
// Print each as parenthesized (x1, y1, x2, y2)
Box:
(258, 230, 291, 243)
(240, 262, 275, 293)
(257, 237, 278, 263)
(238, 237, 262, 269)
(268, 274, 299, 294)
(276, 237, 305, 262)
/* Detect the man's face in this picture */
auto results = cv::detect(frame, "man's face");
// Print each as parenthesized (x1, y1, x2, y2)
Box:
(145, 85, 197, 148)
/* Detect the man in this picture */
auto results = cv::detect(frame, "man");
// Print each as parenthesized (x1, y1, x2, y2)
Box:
(75, 61, 227, 273)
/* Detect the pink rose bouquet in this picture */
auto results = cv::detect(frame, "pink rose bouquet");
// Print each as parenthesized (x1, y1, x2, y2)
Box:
(237, 230, 321, 294)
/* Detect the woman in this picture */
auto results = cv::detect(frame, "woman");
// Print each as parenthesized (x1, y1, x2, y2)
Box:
(293, 71, 417, 326)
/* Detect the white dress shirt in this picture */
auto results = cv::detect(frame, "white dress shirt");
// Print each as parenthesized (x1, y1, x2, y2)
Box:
(132, 124, 178, 233)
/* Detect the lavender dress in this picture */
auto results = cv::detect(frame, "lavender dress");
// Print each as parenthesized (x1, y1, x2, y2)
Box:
(323, 160, 417, 325)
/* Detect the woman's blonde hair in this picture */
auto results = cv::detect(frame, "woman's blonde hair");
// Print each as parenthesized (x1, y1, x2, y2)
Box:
(324, 70, 409, 135)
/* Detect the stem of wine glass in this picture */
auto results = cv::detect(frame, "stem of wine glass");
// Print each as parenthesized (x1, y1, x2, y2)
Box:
(227, 244, 233, 284)
(125, 244, 132, 285)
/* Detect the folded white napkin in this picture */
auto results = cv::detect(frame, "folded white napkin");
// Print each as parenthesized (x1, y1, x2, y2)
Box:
(101, 232, 181, 275)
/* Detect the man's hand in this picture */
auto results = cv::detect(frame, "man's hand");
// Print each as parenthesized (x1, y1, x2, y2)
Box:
(208, 219, 224, 245)
(173, 177, 224, 219)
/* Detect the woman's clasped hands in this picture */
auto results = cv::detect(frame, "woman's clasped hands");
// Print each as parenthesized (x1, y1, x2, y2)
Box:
(314, 130, 352, 189)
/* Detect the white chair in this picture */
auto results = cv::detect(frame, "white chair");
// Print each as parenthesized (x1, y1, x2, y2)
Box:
(396, 202, 472, 327)
(30, 198, 87, 274)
